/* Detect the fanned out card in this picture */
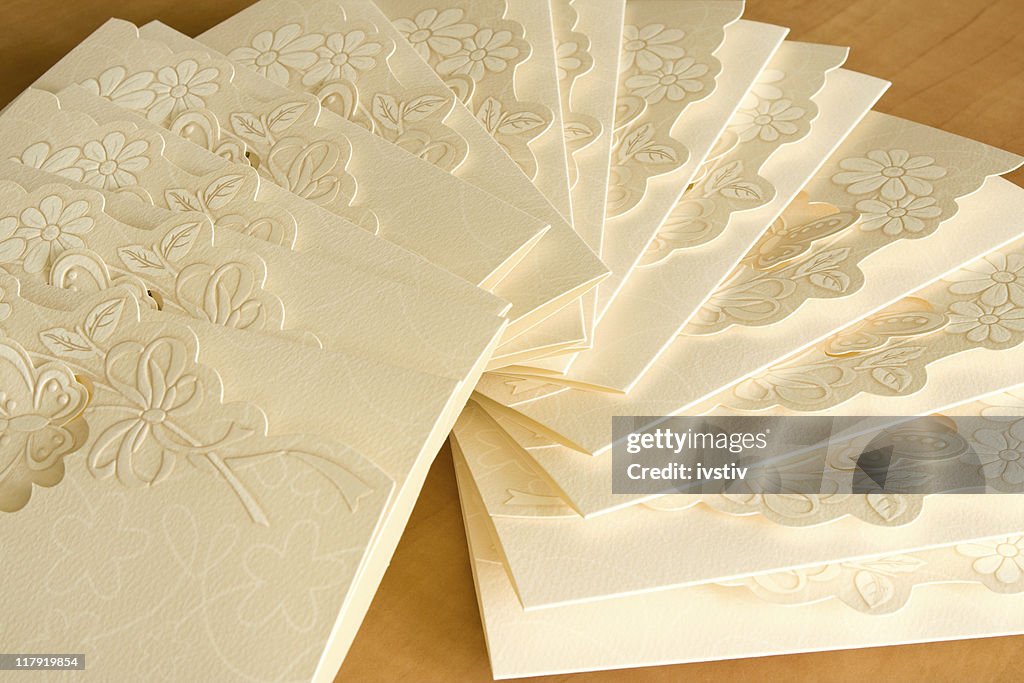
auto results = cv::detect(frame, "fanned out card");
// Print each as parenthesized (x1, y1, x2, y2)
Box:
(0, 89, 508, 381)
(373, 0, 570, 214)
(452, 453, 1024, 679)
(0, 279, 398, 682)
(451, 399, 1024, 610)
(483, 0, 625, 370)
(480, 114, 1024, 460)
(30, 20, 556, 313)
(597, 8, 782, 318)
(703, 222, 1024, 417)
(551, 44, 862, 391)
(200, 0, 608, 341)
(0, 161, 506, 388)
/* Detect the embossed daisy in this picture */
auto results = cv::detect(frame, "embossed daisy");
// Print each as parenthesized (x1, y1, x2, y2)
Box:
(731, 99, 805, 142)
(945, 300, 1024, 343)
(957, 536, 1024, 584)
(855, 195, 942, 236)
(75, 131, 150, 191)
(620, 24, 685, 71)
(437, 28, 520, 82)
(946, 253, 1024, 307)
(394, 8, 475, 62)
(832, 149, 946, 200)
(228, 24, 322, 86)
(624, 57, 708, 104)
(1, 195, 94, 273)
(147, 59, 220, 123)
(969, 422, 1024, 486)
(302, 31, 383, 86)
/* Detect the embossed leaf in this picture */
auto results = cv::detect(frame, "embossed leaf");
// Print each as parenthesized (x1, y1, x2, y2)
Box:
(497, 111, 546, 136)
(808, 270, 851, 292)
(371, 94, 401, 131)
(564, 121, 595, 141)
(634, 145, 678, 164)
(794, 247, 852, 277)
(40, 327, 94, 359)
(707, 160, 743, 192)
(720, 181, 764, 201)
(230, 112, 267, 142)
(266, 102, 308, 134)
(165, 188, 201, 213)
(83, 298, 125, 343)
(870, 366, 913, 392)
(118, 245, 166, 273)
(854, 570, 896, 609)
(201, 174, 244, 210)
(856, 555, 927, 575)
(620, 123, 654, 159)
(476, 97, 503, 133)
(867, 492, 907, 521)
(403, 94, 448, 122)
(159, 222, 201, 262)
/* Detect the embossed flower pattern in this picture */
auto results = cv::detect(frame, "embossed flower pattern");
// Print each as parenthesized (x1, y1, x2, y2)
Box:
(437, 28, 519, 82)
(80, 66, 156, 111)
(969, 422, 1024, 486)
(731, 99, 806, 142)
(957, 536, 1024, 584)
(855, 195, 942, 236)
(621, 24, 685, 71)
(946, 253, 1024, 307)
(624, 57, 708, 104)
(147, 60, 220, 123)
(393, 8, 475, 62)
(740, 68, 784, 109)
(228, 24, 322, 86)
(302, 31, 383, 86)
(833, 149, 946, 200)
(76, 132, 151, 191)
(945, 300, 1024, 343)
(0, 195, 94, 273)
(89, 337, 204, 486)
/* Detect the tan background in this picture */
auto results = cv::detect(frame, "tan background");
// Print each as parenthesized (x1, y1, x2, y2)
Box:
(2, 0, 1023, 680)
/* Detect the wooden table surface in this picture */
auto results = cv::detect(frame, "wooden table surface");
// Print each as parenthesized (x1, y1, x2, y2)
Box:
(3, 1, 1023, 681)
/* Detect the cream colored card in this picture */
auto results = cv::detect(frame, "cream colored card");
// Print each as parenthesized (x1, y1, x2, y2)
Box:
(0, 279, 396, 681)
(12, 271, 483, 671)
(453, 399, 1024, 610)
(704, 214, 1024, 417)
(8, 85, 506, 319)
(0, 161, 507, 387)
(557, 47, 873, 392)
(31, 20, 553, 302)
(373, 0, 570, 216)
(0, 89, 509, 382)
(481, 115, 1024, 460)
(199, 0, 608, 340)
(597, 12, 783, 318)
(453, 455, 1024, 679)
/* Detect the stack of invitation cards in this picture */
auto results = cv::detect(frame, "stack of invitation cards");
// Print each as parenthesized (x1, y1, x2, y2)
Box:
(2, 0, 1023, 680)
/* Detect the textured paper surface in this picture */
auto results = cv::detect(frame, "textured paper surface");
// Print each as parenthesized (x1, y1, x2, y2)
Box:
(558, 45, 861, 391)
(452, 400, 1024, 610)
(0, 89, 508, 381)
(201, 0, 607, 339)
(0, 280, 399, 681)
(596, 13, 781, 318)
(31, 20, 553, 305)
(483, 116, 1024, 459)
(454, 454, 1024, 679)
